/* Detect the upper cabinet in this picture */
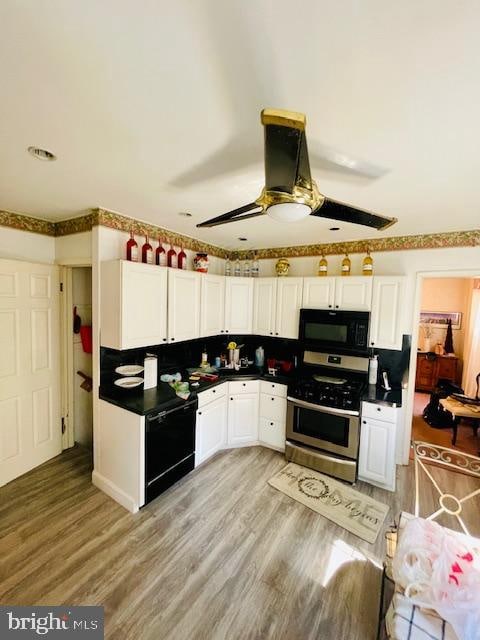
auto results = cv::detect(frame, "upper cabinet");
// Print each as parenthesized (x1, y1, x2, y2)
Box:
(253, 278, 277, 336)
(302, 276, 372, 311)
(168, 269, 201, 343)
(200, 274, 225, 337)
(302, 277, 335, 310)
(101, 260, 168, 350)
(275, 278, 304, 339)
(224, 277, 253, 335)
(369, 276, 406, 350)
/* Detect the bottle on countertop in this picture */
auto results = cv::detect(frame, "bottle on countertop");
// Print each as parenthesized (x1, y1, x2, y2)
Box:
(225, 257, 232, 277)
(251, 254, 260, 277)
(142, 236, 154, 264)
(156, 238, 167, 266)
(368, 354, 378, 385)
(178, 246, 187, 270)
(167, 244, 177, 268)
(318, 252, 328, 276)
(362, 249, 373, 276)
(201, 346, 208, 368)
(126, 230, 138, 262)
(243, 258, 251, 277)
(255, 346, 265, 367)
(234, 258, 241, 277)
(341, 253, 351, 276)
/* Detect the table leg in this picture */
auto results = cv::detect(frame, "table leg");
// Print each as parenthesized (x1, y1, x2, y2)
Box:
(452, 419, 459, 446)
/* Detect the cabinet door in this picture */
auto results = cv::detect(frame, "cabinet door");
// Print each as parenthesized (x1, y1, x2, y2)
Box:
(437, 356, 457, 382)
(415, 355, 436, 391)
(200, 274, 225, 337)
(259, 417, 286, 451)
(168, 269, 201, 342)
(227, 393, 259, 445)
(302, 277, 335, 310)
(253, 278, 277, 336)
(334, 276, 372, 311)
(369, 277, 405, 350)
(275, 278, 303, 339)
(195, 396, 227, 466)
(224, 278, 253, 335)
(117, 261, 168, 349)
(358, 416, 395, 490)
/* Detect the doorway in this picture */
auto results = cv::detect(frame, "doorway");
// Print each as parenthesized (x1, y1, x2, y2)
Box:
(411, 276, 479, 455)
(61, 266, 93, 451)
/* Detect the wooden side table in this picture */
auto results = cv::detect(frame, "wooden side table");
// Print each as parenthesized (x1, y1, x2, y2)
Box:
(439, 396, 480, 452)
(415, 353, 458, 392)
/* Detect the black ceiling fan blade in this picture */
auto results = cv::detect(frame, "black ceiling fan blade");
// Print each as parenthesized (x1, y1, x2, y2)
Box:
(262, 109, 310, 193)
(196, 202, 264, 228)
(312, 197, 397, 230)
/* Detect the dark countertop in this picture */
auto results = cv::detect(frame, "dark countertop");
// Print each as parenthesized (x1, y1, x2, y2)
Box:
(99, 368, 295, 416)
(362, 384, 403, 408)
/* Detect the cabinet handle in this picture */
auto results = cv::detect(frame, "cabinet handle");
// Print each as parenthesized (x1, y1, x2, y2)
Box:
(171, 338, 175, 341)
(230, 397, 233, 400)
(271, 384, 275, 388)
(220, 330, 224, 333)
(271, 397, 274, 401)
(371, 341, 375, 346)
(270, 422, 274, 426)
(162, 338, 167, 342)
(362, 420, 366, 424)
(242, 383, 246, 387)
(270, 332, 273, 335)
(335, 305, 339, 309)
(275, 332, 279, 336)
(212, 389, 216, 393)
(377, 407, 381, 411)
(198, 411, 202, 415)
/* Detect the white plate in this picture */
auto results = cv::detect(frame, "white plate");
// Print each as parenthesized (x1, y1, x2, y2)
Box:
(114, 376, 144, 388)
(115, 365, 144, 376)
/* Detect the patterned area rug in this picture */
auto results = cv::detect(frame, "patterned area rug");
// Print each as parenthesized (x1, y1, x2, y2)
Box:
(268, 462, 389, 544)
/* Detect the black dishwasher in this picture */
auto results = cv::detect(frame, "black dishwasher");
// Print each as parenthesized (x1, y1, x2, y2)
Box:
(145, 398, 197, 504)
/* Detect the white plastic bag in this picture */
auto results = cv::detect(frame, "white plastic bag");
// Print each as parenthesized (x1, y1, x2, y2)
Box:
(392, 518, 480, 640)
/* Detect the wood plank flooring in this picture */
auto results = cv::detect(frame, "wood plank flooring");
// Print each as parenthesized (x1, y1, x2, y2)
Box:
(1, 445, 479, 639)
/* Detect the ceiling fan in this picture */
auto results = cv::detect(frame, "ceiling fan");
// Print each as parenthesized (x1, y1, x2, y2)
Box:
(197, 109, 397, 230)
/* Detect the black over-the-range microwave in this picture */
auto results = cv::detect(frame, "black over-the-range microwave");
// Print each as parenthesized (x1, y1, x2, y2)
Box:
(298, 308, 370, 355)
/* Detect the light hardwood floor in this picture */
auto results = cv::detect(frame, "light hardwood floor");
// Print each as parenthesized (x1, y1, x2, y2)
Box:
(1, 445, 478, 639)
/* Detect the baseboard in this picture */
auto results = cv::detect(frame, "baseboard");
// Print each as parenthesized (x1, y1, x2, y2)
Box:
(92, 470, 140, 513)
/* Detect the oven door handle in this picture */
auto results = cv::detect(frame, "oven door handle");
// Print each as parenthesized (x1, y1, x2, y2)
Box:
(286, 396, 359, 417)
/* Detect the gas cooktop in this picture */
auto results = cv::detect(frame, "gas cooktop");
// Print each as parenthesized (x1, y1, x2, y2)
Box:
(289, 375, 366, 411)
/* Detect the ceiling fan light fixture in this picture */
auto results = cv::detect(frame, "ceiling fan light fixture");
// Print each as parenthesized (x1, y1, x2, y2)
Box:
(266, 202, 311, 223)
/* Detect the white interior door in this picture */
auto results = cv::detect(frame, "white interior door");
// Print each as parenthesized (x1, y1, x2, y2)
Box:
(0, 259, 61, 486)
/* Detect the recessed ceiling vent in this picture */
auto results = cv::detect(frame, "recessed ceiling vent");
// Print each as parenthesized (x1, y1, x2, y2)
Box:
(27, 146, 57, 161)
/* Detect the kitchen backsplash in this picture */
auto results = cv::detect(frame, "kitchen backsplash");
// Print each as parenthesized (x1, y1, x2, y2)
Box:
(100, 335, 301, 385)
(100, 334, 411, 388)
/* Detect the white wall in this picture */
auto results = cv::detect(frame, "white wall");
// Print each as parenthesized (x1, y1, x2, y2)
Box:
(55, 231, 92, 264)
(0, 227, 55, 263)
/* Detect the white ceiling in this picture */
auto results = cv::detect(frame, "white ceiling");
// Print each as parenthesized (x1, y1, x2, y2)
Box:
(1, 1, 479, 250)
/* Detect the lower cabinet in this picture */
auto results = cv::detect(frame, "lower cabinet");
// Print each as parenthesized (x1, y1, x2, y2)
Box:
(195, 395, 227, 466)
(258, 388, 287, 451)
(358, 402, 397, 491)
(228, 392, 259, 445)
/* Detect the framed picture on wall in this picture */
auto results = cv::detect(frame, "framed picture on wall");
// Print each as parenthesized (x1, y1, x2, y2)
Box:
(419, 311, 462, 330)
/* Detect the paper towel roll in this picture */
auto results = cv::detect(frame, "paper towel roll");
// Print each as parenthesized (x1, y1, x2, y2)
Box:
(143, 356, 158, 389)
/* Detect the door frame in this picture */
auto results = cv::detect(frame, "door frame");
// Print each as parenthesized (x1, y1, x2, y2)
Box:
(58, 261, 92, 450)
(402, 268, 479, 464)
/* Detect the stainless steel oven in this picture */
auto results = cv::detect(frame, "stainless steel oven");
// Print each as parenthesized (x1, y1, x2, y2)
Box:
(286, 397, 360, 482)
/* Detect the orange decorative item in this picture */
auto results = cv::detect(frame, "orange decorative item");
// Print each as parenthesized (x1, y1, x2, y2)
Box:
(193, 253, 209, 272)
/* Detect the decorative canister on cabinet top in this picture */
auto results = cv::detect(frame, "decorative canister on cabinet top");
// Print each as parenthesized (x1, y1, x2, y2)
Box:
(193, 252, 209, 273)
(275, 258, 290, 276)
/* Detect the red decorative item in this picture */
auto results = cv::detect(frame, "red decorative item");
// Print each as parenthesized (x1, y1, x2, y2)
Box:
(155, 238, 167, 266)
(167, 245, 177, 268)
(178, 247, 187, 270)
(80, 326, 92, 354)
(141, 236, 153, 264)
(193, 252, 209, 273)
(126, 230, 138, 262)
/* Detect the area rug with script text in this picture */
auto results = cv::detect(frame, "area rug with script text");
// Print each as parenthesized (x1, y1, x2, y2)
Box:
(268, 463, 389, 543)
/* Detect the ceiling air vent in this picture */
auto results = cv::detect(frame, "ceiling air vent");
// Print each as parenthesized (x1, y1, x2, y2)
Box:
(27, 146, 57, 161)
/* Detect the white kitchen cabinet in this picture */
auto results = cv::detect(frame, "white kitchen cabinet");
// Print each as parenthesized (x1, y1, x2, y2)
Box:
(168, 269, 201, 343)
(200, 274, 225, 337)
(100, 260, 168, 350)
(195, 395, 228, 466)
(253, 278, 277, 336)
(334, 276, 372, 311)
(224, 277, 253, 335)
(275, 277, 304, 339)
(301, 276, 371, 311)
(302, 277, 336, 310)
(358, 401, 397, 491)
(227, 380, 259, 446)
(258, 382, 287, 451)
(369, 276, 406, 350)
